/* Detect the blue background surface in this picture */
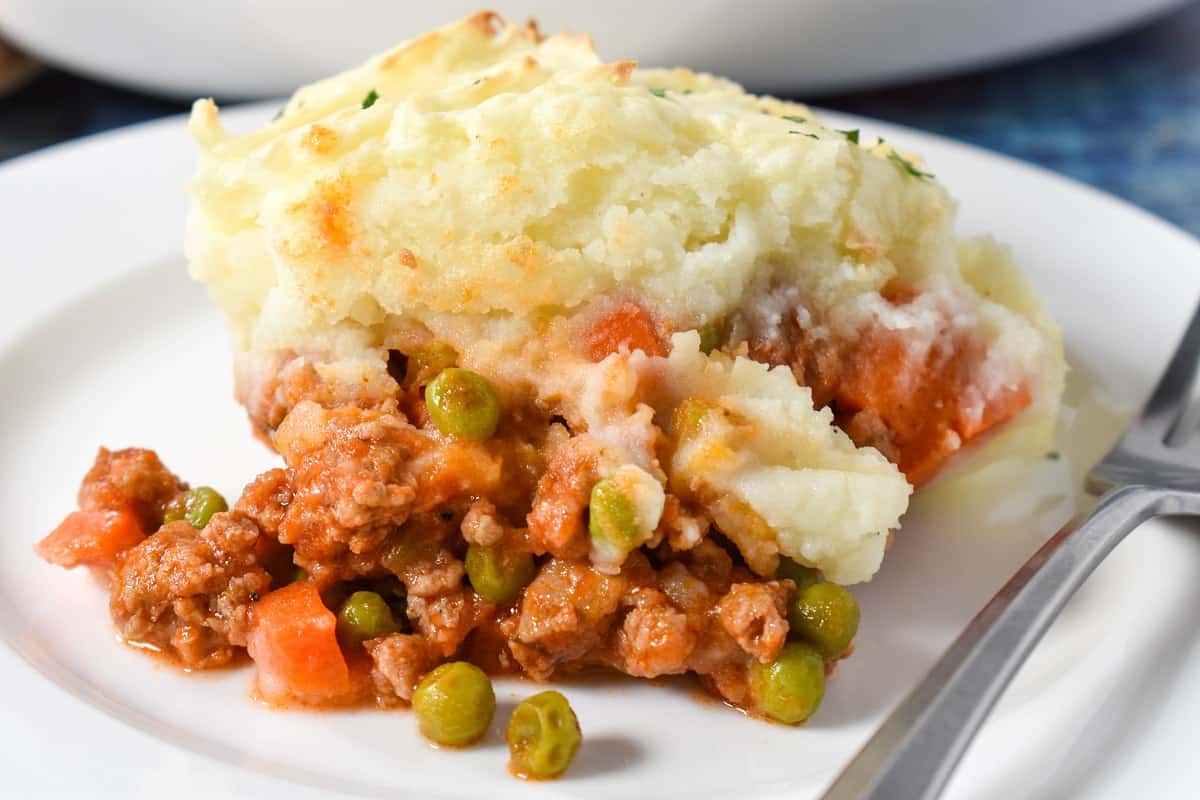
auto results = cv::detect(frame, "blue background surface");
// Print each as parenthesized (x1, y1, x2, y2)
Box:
(2, 2, 1197, 237)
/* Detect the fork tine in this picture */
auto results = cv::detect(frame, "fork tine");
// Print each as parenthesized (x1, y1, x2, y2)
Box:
(1136, 297, 1200, 443)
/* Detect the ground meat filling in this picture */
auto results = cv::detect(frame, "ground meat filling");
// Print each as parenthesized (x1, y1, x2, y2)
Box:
(365, 633, 436, 706)
(46, 289, 1027, 713)
(715, 582, 790, 664)
(111, 513, 271, 669)
(269, 402, 424, 581)
(612, 587, 696, 678)
(236, 354, 403, 443)
(79, 447, 188, 533)
(44, 377, 811, 710)
(408, 588, 495, 658)
(503, 557, 627, 679)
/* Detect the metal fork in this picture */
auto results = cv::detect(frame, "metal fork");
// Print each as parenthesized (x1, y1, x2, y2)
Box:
(822, 298, 1200, 800)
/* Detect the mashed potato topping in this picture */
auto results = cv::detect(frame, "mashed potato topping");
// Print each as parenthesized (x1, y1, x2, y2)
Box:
(190, 13, 1005, 345)
(185, 12, 1064, 585)
(641, 333, 911, 583)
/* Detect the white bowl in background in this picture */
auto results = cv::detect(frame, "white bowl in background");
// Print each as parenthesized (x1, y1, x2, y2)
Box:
(0, 0, 1189, 99)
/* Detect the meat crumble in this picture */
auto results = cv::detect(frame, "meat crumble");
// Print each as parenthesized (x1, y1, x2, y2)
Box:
(35, 290, 1030, 722)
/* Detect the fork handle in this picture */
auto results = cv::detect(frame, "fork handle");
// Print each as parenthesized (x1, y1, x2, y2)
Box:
(822, 484, 1198, 800)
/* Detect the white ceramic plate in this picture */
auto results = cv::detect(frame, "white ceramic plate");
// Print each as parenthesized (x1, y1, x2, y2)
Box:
(0, 0, 1190, 98)
(3, 105, 1200, 800)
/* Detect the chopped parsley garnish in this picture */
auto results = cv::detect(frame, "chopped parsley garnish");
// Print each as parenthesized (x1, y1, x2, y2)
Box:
(272, 107, 285, 122)
(783, 114, 819, 139)
(1045, 451, 1061, 461)
(838, 129, 860, 144)
(649, 87, 668, 98)
(472, 78, 483, 85)
(361, 89, 380, 109)
(887, 151, 935, 179)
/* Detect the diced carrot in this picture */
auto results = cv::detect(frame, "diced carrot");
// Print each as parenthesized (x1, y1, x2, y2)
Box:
(836, 329, 962, 488)
(582, 301, 666, 361)
(897, 428, 964, 489)
(835, 326, 954, 444)
(835, 310, 1031, 488)
(247, 582, 352, 704)
(35, 509, 145, 569)
(956, 383, 1032, 441)
(416, 440, 502, 511)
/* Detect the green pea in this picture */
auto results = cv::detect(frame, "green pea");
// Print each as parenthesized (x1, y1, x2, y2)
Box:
(425, 368, 502, 440)
(749, 642, 826, 724)
(672, 398, 717, 441)
(788, 582, 860, 658)
(466, 544, 536, 604)
(671, 398, 748, 445)
(337, 591, 399, 645)
(507, 690, 582, 779)
(588, 478, 640, 551)
(412, 661, 496, 746)
(162, 497, 186, 525)
(776, 557, 820, 592)
(404, 342, 458, 387)
(186, 487, 228, 529)
(164, 487, 228, 529)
